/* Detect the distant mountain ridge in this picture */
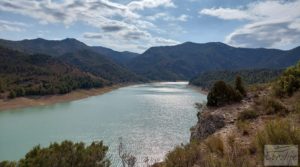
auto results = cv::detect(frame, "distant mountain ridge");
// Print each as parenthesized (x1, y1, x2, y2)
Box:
(128, 42, 300, 80)
(1, 38, 300, 82)
(0, 38, 139, 64)
(0, 38, 88, 56)
(91, 46, 139, 64)
(0, 38, 144, 83)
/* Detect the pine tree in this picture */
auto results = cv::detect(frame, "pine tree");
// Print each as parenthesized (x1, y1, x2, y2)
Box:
(235, 76, 246, 96)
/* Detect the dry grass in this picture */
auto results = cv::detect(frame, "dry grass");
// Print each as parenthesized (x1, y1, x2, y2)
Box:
(204, 135, 224, 156)
(238, 109, 259, 121)
(253, 97, 289, 116)
(164, 141, 202, 167)
(236, 120, 251, 136)
(254, 118, 300, 162)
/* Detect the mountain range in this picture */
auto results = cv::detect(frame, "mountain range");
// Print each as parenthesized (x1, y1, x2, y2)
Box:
(128, 42, 300, 80)
(0, 38, 143, 84)
(1, 38, 300, 83)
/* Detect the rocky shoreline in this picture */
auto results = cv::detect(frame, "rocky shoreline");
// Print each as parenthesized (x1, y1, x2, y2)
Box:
(190, 90, 264, 144)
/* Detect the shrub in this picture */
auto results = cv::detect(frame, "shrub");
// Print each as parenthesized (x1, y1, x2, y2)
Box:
(238, 109, 259, 121)
(207, 81, 242, 107)
(273, 61, 300, 97)
(165, 141, 201, 167)
(8, 90, 16, 99)
(0, 161, 17, 167)
(1, 140, 110, 167)
(235, 75, 246, 96)
(15, 88, 25, 97)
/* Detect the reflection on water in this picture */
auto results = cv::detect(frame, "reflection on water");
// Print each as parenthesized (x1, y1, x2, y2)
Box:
(0, 82, 206, 166)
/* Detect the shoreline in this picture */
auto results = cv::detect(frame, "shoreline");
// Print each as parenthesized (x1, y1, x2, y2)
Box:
(0, 85, 124, 111)
(187, 84, 209, 95)
(0, 82, 204, 111)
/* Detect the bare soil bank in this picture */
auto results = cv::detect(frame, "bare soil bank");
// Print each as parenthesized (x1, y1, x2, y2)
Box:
(0, 85, 122, 111)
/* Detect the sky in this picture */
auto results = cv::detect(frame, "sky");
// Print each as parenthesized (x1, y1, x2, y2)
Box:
(0, 0, 300, 53)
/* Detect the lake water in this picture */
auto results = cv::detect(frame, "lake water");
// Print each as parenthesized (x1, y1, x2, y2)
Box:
(0, 82, 206, 166)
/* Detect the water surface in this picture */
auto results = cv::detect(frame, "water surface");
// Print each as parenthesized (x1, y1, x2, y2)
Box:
(0, 82, 206, 165)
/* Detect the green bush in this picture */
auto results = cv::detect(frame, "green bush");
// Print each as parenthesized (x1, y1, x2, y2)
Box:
(235, 75, 246, 96)
(1, 140, 110, 167)
(15, 88, 25, 97)
(207, 81, 242, 107)
(8, 90, 16, 99)
(238, 109, 259, 121)
(274, 61, 300, 97)
(0, 161, 17, 167)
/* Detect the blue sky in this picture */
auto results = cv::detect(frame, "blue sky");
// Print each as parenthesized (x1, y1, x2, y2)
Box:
(0, 0, 300, 53)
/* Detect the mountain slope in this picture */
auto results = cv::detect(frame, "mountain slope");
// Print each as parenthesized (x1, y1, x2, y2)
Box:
(91, 46, 139, 64)
(0, 38, 139, 65)
(60, 50, 144, 83)
(189, 69, 283, 89)
(0, 47, 107, 98)
(0, 38, 88, 57)
(128, 42, 300, 80)
(0, 38, 144, 83)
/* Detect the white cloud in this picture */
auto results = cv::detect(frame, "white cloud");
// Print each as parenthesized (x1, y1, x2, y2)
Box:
(83, 29, 179, 53)
(200, 0, 300, 49)
(147, 13, 189, 22)
(0, 19, 28, 32)
(127, 0, 175, 10)
(200, 8, 255, 20)
(0, 0, 178, 52)
(178, 14, 189, 22)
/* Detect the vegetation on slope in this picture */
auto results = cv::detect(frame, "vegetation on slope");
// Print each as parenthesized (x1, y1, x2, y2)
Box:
(60, 50, 144, 84)
(91, 46, 139, 65)
(0, 38, 145, 84)
(206, 76, 245, 107)
(0, 141, 110, 167)
(273, 61, 300, 97)
(0, 38, 88, 57)
(158, 61, 300, 167)
(189, 69, 283, 89)
(128, 42, 300, 80)
(0, 47, 107, 99)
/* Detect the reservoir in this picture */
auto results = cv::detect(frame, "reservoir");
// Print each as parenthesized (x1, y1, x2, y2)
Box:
(0, 82, 206, 166)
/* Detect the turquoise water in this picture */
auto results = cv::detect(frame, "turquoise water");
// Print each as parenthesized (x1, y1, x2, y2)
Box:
(0, 82, 206, 166)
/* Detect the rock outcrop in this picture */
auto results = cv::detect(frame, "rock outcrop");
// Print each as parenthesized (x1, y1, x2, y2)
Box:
(190, 112, 225, 141)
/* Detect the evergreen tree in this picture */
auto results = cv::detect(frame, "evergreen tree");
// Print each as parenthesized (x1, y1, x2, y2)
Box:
(1, 140, 111, 167)
(207, 80, 242, 107)
(235, 75, 246, 96)
(8, 90, 16, 99)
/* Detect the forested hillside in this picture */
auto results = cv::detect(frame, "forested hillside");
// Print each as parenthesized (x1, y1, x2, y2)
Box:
(60, 50, 144, 83)
(189, 69, 283, 89)
(128, 42, 300, 80)
(0, 47, 107, 98)
(0, 38, 88, 57)
(0, 38, 145, 84)
(91, 46, 139, 64)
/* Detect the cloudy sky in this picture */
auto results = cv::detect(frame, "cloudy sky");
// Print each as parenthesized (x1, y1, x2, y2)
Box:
(0, 0, 300, 53)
